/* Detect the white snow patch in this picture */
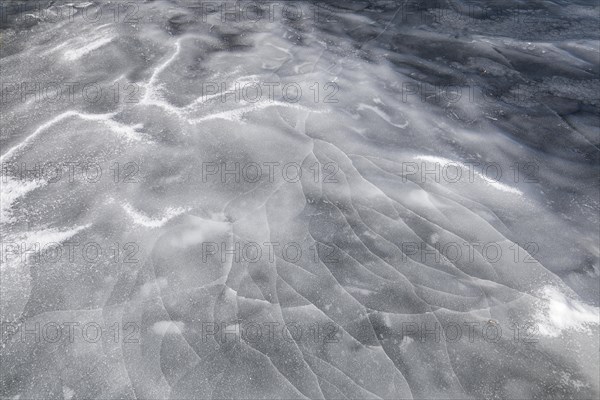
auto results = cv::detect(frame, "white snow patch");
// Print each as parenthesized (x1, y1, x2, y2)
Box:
(167, 219, 230, 248)
(535, 286, 599, 337)
(140, 277, 168, 297)
(357, 103, 409, 129)
(559, 371, 589, 391)
(123, 203, 188, 228)
(152, 320, 185, 335)
(0, 111, 145, 164)
(414, 155, 523, 196)
(63, 36, 114, 61)
(0, 178, 46, 224)
(62, 386, 75, 400)
(2, 224, 91, 270)
(399, 336, 414, 348)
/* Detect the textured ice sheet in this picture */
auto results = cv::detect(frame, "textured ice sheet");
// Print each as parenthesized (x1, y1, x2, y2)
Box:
(1, 1, 599, 399)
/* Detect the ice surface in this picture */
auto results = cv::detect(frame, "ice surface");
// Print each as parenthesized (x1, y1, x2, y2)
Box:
(1, 0, 599, 399)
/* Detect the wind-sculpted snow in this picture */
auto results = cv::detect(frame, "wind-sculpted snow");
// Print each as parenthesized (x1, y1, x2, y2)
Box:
(1, 1, 599, 399)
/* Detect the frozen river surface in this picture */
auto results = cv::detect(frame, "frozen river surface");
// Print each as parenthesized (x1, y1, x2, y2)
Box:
(1, 1, 599, 399)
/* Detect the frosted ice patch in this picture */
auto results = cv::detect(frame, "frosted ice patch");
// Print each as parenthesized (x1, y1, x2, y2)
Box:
(357, 103, 409, 129)
(559, 371, 589, 391)
(345, 286, 375, 296)
(62, 386, 75, 400)
(0, 111, 145, 164)
(223, 323, 241, 337)
(167, 217, 230, 248)
(152, 321, 185, 336)
(0, 112, 80, 163)
(73, 2, 94, 9)
(188, 101, 322, 124)
(415, 155, 523, 196)
(20, 224, 91, 247)
(63, 36, 114, 61)
(0, 178, 46, 224)
(535, 286, 599, 337)
(99, 120, 145, 142)
(139, 277, 169, 297)
(405, 188, 436, 209)
(2, 224, 91, 270)
(122, 203, 188, 228)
